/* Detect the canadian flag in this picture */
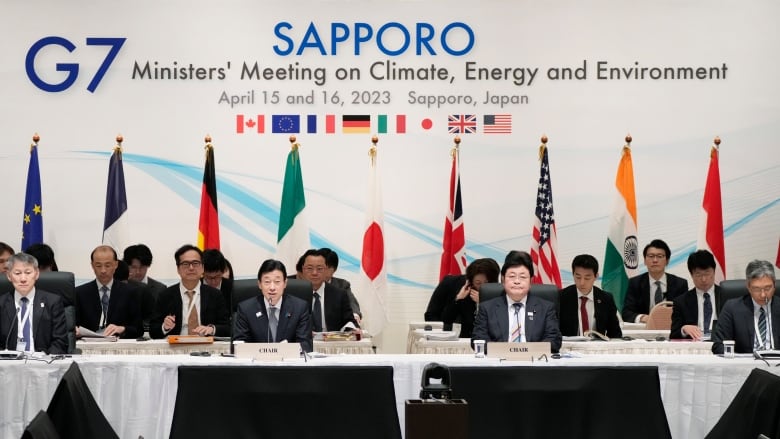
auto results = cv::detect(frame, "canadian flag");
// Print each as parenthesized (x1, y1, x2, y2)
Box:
(236, 115, 264, 134)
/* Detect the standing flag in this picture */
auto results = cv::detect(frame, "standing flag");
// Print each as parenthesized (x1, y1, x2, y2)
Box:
(21, 134, 43, 250)
(439, 137, 467, 281)
(530, 136, 562, 288)
(697, 137, 726, 283)
(358, 136, 388, 336)
(102, 135, 128, 250)
(775, 238, 780, 269)
(603, 135, 639, 309)
(276, 136, 311, 270)
(197, 136, 220, 250)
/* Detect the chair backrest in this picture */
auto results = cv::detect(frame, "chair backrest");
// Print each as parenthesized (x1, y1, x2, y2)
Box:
(0, 271, 77, 353)
(530, 283, 560, 317)
(284, 278, 313, 310)
(230, 279, 260, 312)
(479, 282, 504, 303)
(22, 410, 61, 439)
(645, 301, 674, 330)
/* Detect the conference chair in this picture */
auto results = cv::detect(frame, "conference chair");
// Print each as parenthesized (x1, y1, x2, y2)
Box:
(230, 279, 261, 313)
(284, 278, 313, 310)
(0, 271, 77, 354)
(705, 368, 780, 439)
(645, 301, 674, 330)
(479, 283, 504, 303)
(47, 362, 118, 439)
(21, 410, 60, 439)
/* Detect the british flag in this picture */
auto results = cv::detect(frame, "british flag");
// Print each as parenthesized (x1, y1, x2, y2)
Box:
(530, 145, 562, 287)
(439, 147, 467, 280)
(447, 114, 477, 134)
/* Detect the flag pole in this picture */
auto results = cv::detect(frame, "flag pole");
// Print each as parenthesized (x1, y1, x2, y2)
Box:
(539, 134, 548, 159)
(369, 135, 378, 164)
(31, 133, 40, 151)
(115, 134, 123, 155)
(452, 135, 460, 159)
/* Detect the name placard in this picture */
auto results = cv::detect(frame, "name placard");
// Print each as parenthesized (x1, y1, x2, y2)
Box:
(486, 342, 551, 361)
(233, 342, 302, 361)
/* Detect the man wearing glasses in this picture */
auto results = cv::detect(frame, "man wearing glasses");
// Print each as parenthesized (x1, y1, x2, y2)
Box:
(670, 250, 723, 340)
(712, 260, 779, 354)
(622, 239, 689, 323)
(150, 244, 229, 338)
(299, 249, 357, 333)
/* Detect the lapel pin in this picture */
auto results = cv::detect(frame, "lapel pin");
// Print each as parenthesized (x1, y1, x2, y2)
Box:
(255, 311, 262, 318)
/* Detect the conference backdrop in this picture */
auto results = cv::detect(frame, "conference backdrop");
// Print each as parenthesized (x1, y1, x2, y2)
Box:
(2, 1, 778, 347)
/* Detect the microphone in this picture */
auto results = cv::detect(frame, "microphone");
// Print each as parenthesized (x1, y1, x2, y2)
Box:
(0, 307, 22, 360)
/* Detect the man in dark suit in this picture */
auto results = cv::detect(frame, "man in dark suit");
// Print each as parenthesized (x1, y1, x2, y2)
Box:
(202, 249, 233, 313)
(559, 254, 622, 338)
(321, 248, 362, 322)
(472, 251, 562, 352)
(622, 239, 689, 323)
(0, 252, 67, 354)
(233, 259, 313, 352)
(124, 244, 167, 331)
(75, 245, 142, 339)
(670, 250, 724, 340)
(150, 244, 229, 338)
(712, 260, 779, 354)
(299, 249, 357, 332)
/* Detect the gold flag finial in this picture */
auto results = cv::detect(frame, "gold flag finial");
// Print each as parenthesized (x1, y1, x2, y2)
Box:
(289, 135, 299, 152)
(539, 134, 548, 160)
(711, 136, 721, 157)
(623, 133, 633, 154)
(369, 135, 378, 165)
(31, 133, 40, 152)
(451, 136, 461, 158)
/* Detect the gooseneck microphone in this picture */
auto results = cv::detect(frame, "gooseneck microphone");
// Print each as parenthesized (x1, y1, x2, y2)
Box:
(0, 307, 22, 360)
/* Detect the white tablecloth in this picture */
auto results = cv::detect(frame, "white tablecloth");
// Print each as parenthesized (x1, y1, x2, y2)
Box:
(2, 353, 777, 439)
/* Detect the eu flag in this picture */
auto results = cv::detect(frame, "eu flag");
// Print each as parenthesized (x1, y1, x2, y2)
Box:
(21, 144, 43, 250)
(271, 115, 301, 133)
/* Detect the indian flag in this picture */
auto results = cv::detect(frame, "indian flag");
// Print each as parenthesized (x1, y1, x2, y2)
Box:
(603, 145, 639, 310)
(276, 144, 310, 271)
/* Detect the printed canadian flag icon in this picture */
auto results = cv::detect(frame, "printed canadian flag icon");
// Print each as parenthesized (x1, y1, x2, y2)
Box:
(236, 115, 264, 134)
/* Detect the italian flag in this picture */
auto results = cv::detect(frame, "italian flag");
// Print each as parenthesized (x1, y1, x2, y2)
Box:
(357, 145, 388, 337)
(697, 145, 726, 283)
(276, 144, 310, 271)
(603, 145, 639, 310)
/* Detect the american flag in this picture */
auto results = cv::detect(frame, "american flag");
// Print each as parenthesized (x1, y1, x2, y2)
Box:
(483, 114, 512, 134)
(439, 147, 467, 281)
(448, 114, 477, 134)
(530, 145, 562, 287)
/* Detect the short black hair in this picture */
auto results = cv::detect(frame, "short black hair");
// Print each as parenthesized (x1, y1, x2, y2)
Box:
(258, 259, 287, 280)
(174, 244, 202, 264)
(24, 243, 58, 271)
(0, 242, 14, 255)
(300, 248, 324, 265)
(501, 251, 534, 278)
(114, 260, 129, 281)
(686, 250, 716, 273)
(123, 244, 154, 266)
(202, 249, 227, 273)
(466, 258, 500, 284)
(643, 239, 671, 260)
(571, 254, 599, 276)
(320, 248, 339, 271)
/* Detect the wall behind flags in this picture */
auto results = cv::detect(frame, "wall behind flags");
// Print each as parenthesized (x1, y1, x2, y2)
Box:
(1, 0, 778, 351)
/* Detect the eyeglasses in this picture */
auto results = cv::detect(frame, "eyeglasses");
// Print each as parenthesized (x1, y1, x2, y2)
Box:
(749, 285, 775, 294)
(178, 260, 203, 269)
(645, 253, 667, 260)
(304, 266, 326, 273)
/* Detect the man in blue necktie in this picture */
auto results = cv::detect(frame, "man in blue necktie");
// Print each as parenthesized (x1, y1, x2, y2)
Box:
(471, 251, 562, 352)
(0, 252, 67, 354)
(670, 250, 723, 340)
(712, 260, 778, 354)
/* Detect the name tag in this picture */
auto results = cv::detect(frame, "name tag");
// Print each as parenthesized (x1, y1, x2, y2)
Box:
(486, 342, 551, 361)
(233, 342, 301, 361)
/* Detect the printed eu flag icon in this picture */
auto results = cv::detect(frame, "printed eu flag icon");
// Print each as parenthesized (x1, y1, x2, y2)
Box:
(272, 115, 301, 133)
(22, 141, 43, 250)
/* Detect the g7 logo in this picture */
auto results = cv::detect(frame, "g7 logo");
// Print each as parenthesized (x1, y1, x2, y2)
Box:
(26, 36, 126, 93)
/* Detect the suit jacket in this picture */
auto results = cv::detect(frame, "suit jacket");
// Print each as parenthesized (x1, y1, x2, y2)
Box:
(424, 275, 465, 322)
(471, 293, 562, 353)
(670, 286, 724, 339)
(330, 277, 362, 317)
(149, 284, 230, 339)
(0, 289, 68, 354)
(622, 272, 689, 323)
(322, 283, 358, 331)
(233, 294, 313, 352)
(75, 280, 143, 339)
(712, 295, 780, 354)
(559, 285, 622, 338)
(439, 275, 477, 338)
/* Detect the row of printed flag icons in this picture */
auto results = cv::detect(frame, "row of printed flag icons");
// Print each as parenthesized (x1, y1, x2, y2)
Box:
(236, 114, 513, 135)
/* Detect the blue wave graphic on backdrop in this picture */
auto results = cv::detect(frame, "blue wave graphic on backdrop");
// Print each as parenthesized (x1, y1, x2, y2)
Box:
(80, 151, 778, 290)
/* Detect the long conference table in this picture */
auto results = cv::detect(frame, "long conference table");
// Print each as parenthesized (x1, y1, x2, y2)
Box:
(3, 346, 780, 438)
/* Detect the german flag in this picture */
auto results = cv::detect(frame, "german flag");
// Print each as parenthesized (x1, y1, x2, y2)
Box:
(342, 115, 370, 134)
(197, 142, 220, 250)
